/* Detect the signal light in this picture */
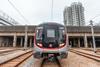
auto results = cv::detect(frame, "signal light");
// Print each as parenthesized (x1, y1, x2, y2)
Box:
(37, 43, 43, 47)
(59, 43, 65, 47)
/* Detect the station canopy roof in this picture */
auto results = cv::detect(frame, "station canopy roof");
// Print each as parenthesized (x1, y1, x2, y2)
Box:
(0, 26, 100, 33)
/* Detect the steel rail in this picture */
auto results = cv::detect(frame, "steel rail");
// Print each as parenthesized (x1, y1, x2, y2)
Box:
(70, 49, 100, 62)
(0, 51, 33, 67)
(0, 49, 20, 55)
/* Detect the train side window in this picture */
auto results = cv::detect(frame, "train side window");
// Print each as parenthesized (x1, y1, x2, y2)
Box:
(36, 29, 43, 38)
(59, 30, 64, 38)
(59, 29, 65, 42)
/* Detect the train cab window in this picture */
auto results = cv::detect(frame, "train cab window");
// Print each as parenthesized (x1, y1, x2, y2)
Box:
(47, 29, 55, 38)
(59, 27, 64, 37)
(59, 27, 65, 42)
(36, 29, 42, 38)
(59, 29, 64, 38)
(36, 27, 43, 39)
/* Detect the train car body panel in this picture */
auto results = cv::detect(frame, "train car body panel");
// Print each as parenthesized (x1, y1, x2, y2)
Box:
(34, 44, 68, 53)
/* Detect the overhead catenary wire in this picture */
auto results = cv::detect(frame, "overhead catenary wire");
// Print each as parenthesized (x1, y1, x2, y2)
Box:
(8, 0, 29, 49)
(91, 14, 100, 21)
(8, 0, 30, 24)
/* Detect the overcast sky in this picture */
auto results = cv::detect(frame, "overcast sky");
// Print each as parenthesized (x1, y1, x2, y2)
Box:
(0, 0, 100, 25)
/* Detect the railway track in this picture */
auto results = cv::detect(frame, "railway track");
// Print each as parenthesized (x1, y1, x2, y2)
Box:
(0, 49, 22, 56)
(96, 49, 100, 53)
(82, 48, 100, 52)
(0, 51, 33, 67)
(0, 47, 17, 50)
(70, 49, 100, 62)
(40, 57, 62, 67)
(0, 48, 5, 50)
(0, 49, 21, 53)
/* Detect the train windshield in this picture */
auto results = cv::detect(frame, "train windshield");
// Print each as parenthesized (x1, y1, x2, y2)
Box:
(47, 29, 55, 37)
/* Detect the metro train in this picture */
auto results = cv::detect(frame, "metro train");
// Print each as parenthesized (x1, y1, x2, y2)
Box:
(33, 22, 68, 59)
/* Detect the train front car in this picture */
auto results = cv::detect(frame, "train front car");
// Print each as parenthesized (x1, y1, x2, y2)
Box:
(34, 22, 68, 59)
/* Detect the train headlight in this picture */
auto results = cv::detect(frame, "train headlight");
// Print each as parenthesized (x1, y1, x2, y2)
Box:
(37, 43, 43, 47)
(59, 43, 65, 47)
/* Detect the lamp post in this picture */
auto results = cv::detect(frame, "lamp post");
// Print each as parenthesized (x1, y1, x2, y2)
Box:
(90, 20, 96, 53)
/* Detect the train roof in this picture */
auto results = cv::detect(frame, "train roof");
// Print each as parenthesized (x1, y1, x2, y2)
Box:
(38, 22, 64, 27)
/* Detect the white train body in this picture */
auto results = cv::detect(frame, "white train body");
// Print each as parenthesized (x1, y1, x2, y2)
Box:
(33, 22, 68, 58)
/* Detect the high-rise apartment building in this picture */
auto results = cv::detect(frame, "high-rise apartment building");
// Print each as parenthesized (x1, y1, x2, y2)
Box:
(64, 2, 85, 26)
